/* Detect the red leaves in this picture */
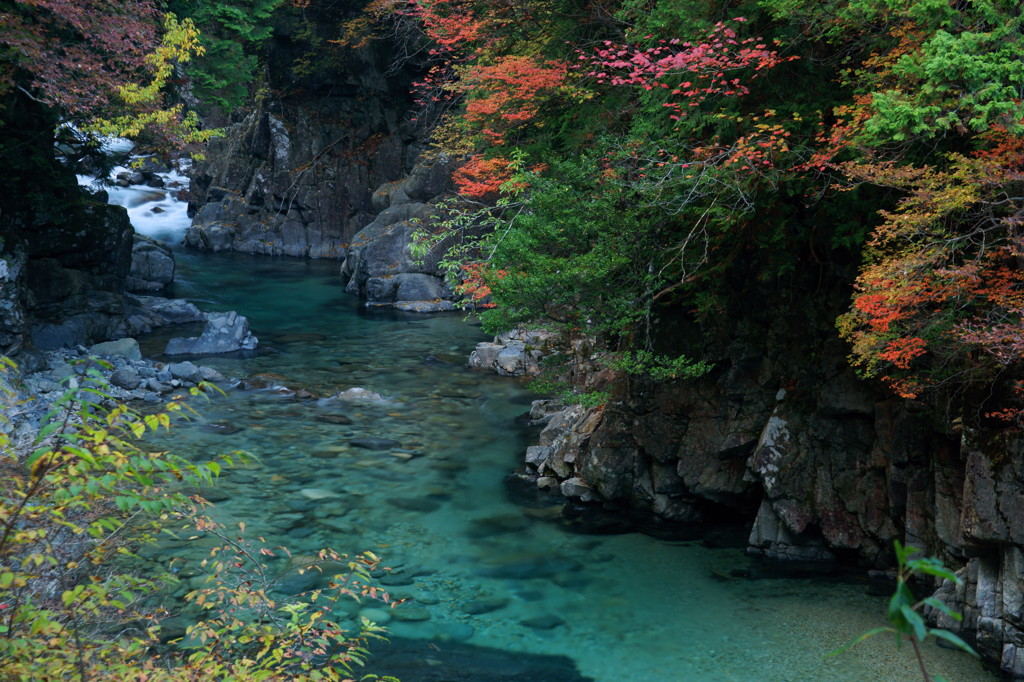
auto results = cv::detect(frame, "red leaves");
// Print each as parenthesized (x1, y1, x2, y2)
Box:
(0, 0, 161, 116)
(878, 337, 927, 369)
(462, 56, 567, 144)
(452, 154, 514, 198)
(572, 19, 796, 120)
(455, 261, 507, 306)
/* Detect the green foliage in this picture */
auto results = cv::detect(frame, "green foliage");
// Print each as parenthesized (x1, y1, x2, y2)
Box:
(168, 0, 286, 111)
(477, 157, 669, 338)
(606, 350, 712, 381)
(526, 375, 611, 409)
(0, 360, 395, 680)
(827, 540, 978, 679)
(864, 22, 1024, 142)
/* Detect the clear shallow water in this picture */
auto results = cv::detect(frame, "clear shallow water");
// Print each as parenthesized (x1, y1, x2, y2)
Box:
(118, 175, 991, 681)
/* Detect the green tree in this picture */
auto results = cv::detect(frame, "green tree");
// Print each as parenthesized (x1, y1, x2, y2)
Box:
(168, 0, 287, 113)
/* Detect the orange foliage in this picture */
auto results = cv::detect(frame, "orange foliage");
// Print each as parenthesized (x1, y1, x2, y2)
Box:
(452, 154, 514, 198)
(456, 261, 508, 306)
(462, 56, 568, 144)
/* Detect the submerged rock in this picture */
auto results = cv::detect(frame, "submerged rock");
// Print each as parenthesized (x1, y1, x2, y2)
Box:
(461, 597, 508, 616)
(333, 387, 385, 402)
(314, 414, 353, 425)
(351, 437, 401, 450)
(520, 614, 565, 630)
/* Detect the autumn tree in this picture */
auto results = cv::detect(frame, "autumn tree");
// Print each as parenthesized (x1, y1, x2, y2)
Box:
(817, 1, 1024, 422)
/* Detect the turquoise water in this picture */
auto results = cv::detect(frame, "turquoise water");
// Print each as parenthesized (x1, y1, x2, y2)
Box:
(134, 249, 993, 682)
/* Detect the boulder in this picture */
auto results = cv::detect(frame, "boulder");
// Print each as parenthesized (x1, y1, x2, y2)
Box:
(165, 311, 258, 355)
(89, 338, 142, 361)
(110, 366, 141, 390)
(167, 361, 202, 383)
(125, 234, 174, 292)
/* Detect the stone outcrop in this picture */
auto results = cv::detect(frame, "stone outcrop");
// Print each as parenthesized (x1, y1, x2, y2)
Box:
(338, 155, 461, 310)
(181, 17, 464, 312)
(184, 24, 423, 261)
(165, 311, 258, 356)
(1, 198, 136, 352)
(468, 328, 560, 377)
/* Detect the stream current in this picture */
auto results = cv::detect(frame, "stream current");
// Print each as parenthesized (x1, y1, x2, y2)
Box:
(87, 166, 993, 681)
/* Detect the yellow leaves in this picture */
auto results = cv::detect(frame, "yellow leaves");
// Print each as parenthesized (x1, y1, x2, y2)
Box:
(119, 14, 203, 105)
(83, 13, 222, 157)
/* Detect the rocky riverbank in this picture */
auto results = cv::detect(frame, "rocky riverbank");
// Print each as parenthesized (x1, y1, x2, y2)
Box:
(465, 309, 1024, 678)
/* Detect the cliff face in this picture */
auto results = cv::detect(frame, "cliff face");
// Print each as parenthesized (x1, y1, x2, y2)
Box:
(0, 94, 136, 355)
(184, 14, 461, 310)
(184, 87, 415, 259)
(514, 281, 1024, 678)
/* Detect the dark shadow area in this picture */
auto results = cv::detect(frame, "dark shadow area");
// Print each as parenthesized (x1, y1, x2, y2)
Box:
(368, 636, 595, 682)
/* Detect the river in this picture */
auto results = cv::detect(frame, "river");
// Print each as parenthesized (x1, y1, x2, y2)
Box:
(87, 163, 993, 681)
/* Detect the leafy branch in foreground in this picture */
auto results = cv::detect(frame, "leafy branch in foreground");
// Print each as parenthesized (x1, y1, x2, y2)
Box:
(172, 516, 398, 681)
(828, 540, 978, 681)
(0, 359, 397, 681)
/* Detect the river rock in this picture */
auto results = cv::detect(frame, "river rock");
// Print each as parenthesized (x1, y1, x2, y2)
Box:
(461, 597, 508, 615)
(124, 296, 205, 336)
(333, 387, 385, 401)
(300, 488, 341, 500)
(359, 608, 393, 625)
(110, 366, 141, 390)
(520, 614, 565, 630)
(199, 366, 226, 381)
(315, 414, 353, 425)
(167, 361, 202, 383)
(89, 338, 142, 361)
(164, 311, 258, 355)
(125, 234, 174, 292)
(203, 421, 244, 435)
(390, 606, 431, 622)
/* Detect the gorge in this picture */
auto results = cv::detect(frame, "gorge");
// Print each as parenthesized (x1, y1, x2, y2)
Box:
(1, 1, 1022, 680)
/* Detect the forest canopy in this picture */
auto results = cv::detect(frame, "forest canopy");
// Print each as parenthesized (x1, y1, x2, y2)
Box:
(340, 0, 1024, 425)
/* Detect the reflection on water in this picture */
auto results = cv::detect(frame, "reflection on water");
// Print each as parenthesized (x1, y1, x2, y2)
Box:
(136, 251, 992, 682)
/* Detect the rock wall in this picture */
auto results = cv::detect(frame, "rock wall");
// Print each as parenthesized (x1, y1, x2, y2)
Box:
(1, 196, 135, 353)
(184, 92, 413, 258)
(501, 289, 1024, 677)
